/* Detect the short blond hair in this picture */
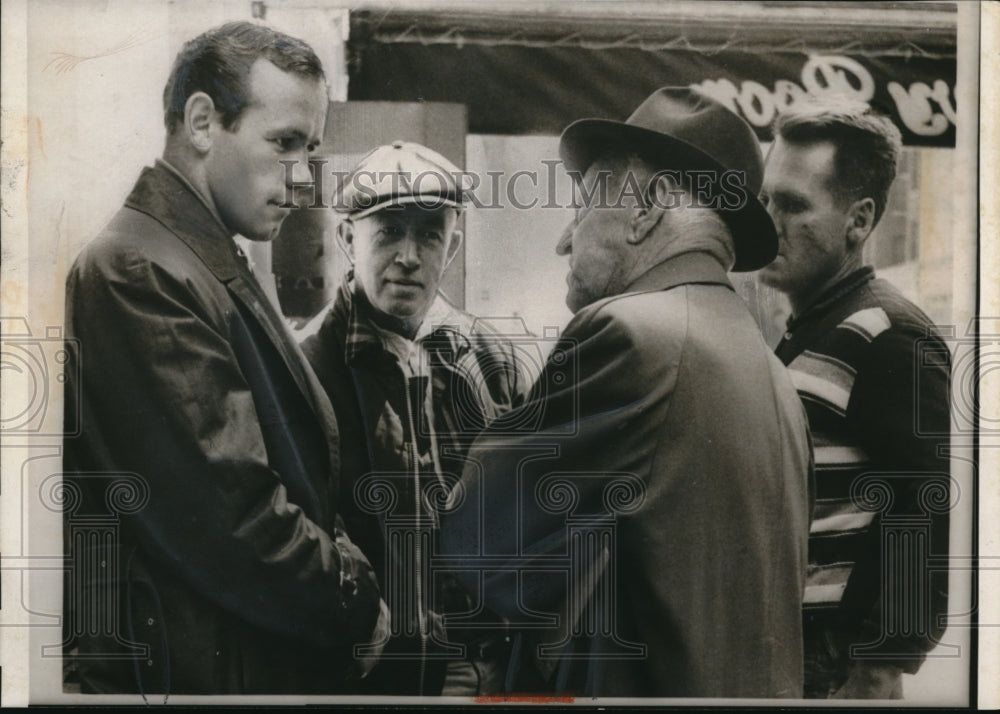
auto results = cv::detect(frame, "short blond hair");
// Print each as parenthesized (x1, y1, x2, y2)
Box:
(773, 97, 902, 226)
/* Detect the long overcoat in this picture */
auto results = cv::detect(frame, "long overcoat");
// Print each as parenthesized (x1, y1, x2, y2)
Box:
(441, 251, 814, 698)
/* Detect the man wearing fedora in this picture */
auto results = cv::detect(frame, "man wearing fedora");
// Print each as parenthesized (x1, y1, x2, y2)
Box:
(302, 141, 531, 696)
(440, 88, 813, 697)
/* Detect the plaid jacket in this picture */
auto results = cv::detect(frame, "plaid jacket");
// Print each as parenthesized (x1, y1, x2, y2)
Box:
(302, 276, 532, 694)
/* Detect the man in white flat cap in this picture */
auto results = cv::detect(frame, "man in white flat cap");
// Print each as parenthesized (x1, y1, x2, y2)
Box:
(302, 141, 531, 696)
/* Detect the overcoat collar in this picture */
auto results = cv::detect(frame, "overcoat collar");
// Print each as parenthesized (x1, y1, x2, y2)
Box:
(623, 250, 736, 295)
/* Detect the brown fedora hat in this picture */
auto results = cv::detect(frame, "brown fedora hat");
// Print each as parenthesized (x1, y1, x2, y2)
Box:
(559, 87, 777, 272)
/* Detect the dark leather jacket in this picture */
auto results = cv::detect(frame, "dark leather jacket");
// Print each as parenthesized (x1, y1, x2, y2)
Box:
(63, 164, 380, 696)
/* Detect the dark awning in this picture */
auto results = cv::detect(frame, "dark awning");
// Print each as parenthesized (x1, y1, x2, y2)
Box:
(346, 2, 957, 147)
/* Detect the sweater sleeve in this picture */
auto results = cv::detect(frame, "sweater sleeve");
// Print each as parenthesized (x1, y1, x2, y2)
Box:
(844, 324, 952, 672)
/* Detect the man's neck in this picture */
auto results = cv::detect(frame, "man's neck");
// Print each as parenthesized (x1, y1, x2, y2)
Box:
(354, 287, 427, 341)
(789, 259, 868, 317)
(159, 149, 231, 237)
(625, 223, 733, 292)
(370, 310, 423, 341)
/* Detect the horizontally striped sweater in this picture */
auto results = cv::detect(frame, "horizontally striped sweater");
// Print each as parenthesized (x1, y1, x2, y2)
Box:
(774, 267, 951, 670)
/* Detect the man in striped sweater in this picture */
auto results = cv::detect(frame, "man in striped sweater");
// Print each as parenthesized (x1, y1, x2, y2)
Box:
(758, 99, 952, 699)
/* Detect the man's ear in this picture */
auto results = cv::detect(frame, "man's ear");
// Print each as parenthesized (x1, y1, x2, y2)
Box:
(628, 172, 679, 245)
(445, 228, 464, 267)
(336, 219, 356, 263)
(184, 91, 216, 154)
(845, 196, 876, 248)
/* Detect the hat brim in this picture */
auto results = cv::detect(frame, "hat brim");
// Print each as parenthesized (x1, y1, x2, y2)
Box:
(343, 195, 464, 221)
(559, 119, 777, 272)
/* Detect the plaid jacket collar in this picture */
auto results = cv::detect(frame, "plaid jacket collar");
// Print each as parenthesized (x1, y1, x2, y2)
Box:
(334, 273, 472, 366)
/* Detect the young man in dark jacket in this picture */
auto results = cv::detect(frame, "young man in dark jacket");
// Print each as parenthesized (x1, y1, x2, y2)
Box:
(63, 22, 384, 695)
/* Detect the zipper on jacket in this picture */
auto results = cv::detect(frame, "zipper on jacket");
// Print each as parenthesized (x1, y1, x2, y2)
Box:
(403, 381, 429, 696)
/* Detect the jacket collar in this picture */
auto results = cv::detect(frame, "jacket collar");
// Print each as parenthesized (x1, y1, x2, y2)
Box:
(125, 161, 242, 283)
(333, 274, 472, 366)
(785, 266, 876, 332)
(124, 162, 340, 443)
(622, 250, 736, 295)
